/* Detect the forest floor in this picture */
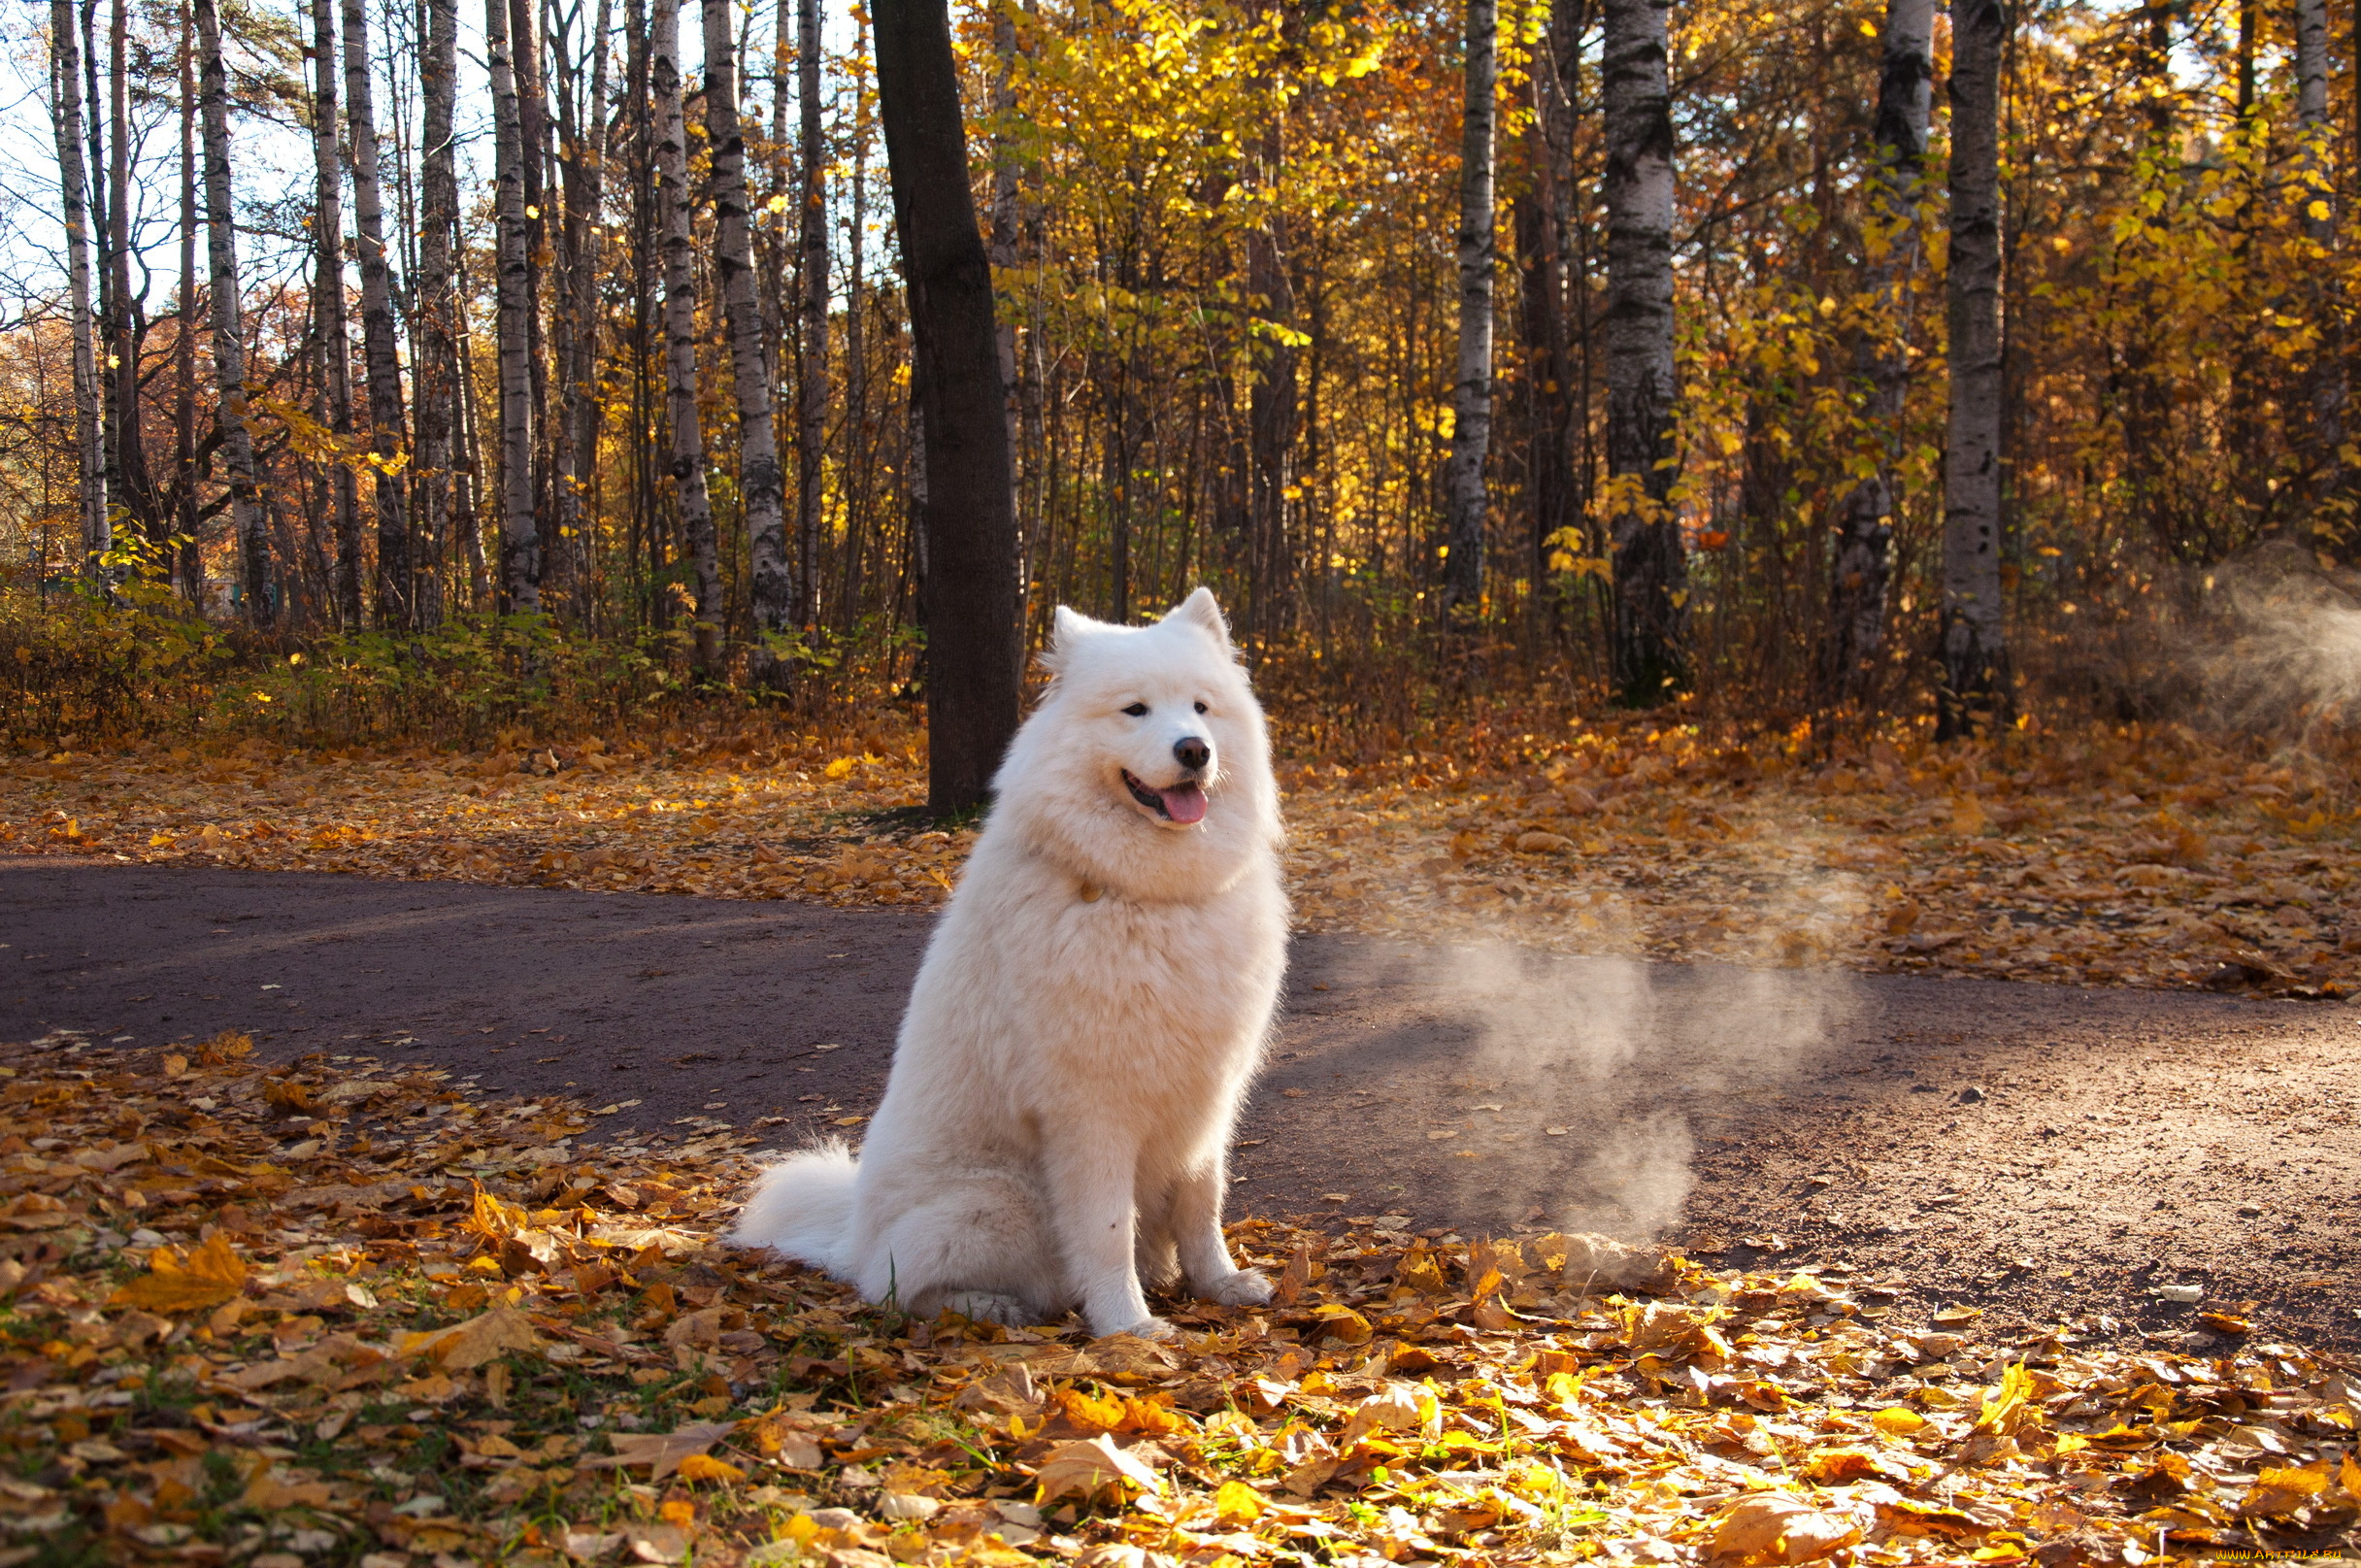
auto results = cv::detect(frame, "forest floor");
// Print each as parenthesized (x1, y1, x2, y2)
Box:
(2, 714, 2357, 999)
(1, 727, 2359, 1566)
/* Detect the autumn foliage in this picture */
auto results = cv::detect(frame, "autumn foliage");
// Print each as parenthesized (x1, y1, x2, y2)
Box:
(2, 1032, 2354, 1567)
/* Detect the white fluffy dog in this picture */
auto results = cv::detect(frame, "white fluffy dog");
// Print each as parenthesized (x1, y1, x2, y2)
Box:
(729, 587, 1286, 1339)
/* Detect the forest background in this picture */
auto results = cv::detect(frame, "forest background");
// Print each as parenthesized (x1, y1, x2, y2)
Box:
(5, 0, 2361, 805)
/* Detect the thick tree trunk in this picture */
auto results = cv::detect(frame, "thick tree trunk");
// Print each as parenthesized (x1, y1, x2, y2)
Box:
(550, 0, 613, 627)
(795, 0, 830, 630)
(177, 3, 201, 604)
(1515, 0, 1582, 632)
(1440, 0, 1498, 622)
(653, 0, 720, 667)
(706, 0, 793, 650)
(195, 0, 269, 624)
(1246, 127, 1296, 643)
(510, 0, 553, 588)
(2296, 0, 2343, 526)
(487, 0, 540, 610)
(106, 0, 159, 554)
(50, 1, 107, 580)
(343, 0, 412, 626)
(415, 0, 460, 623)
(877, 0, 1023, 815)
(309, 0, 363, 627)
(841, 34, 874, 631)
(1602, 0, 1684, 702)
(1820, 0, 1934, 703)
(987, 0, 1030, 643)
(1937, 0, 2008, 739)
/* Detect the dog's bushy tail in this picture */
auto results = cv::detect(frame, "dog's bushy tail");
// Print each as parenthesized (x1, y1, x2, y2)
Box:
(728, 1139, 857, 1275)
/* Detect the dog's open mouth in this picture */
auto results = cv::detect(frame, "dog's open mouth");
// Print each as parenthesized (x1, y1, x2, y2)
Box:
(1123, 770, 1208, 825)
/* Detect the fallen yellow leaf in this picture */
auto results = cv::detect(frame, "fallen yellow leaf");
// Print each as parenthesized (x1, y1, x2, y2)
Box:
(402, 1305, 543, 1369)
(1212, 1478, 1264, 1524)
(674, 1452, 747, 1484)
(1034, 1434, 1160, 1505)
(108, 1233, 247, 1313)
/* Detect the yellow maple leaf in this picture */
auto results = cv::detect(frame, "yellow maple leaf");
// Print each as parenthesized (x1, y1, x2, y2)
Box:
(400, 1305, 544, 1370)
(1055, 1386, 1126, 1434)
(109, 1233, 247, 1313)
(2241, 1462, 2332, 1518)
(1975, 1362, 2039, 1435)
(674, 1452, 747, 1484)
(1212, 1478, 1264, 1523)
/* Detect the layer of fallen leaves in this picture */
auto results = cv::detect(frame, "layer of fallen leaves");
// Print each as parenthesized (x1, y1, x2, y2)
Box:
(1, 1031, 2356, 1568)
(6, 715, 2361, 995)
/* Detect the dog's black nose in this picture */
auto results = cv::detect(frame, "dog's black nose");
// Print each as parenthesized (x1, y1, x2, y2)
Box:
(1174, 737, 1211, 772)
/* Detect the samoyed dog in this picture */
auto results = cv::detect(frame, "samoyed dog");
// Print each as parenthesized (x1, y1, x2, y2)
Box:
(730, 587, 1286, 1339)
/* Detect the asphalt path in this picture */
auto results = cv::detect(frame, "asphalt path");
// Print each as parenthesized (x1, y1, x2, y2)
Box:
(6, 855, 2355, 1351)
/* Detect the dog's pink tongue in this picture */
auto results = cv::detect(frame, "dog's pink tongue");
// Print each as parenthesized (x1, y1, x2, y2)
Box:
(1161, 783, 1208, 824)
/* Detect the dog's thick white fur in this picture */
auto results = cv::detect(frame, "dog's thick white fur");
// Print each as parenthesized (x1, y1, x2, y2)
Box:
(729, 587, 1286, 1339)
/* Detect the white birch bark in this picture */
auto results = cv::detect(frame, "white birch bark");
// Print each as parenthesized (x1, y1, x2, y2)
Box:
(2295, 0, 2343, 515)
(50, 1, 107, 578)
(653, 0, 720, 665)
(309, 0, 363, 627)
(487, 0, 540, 609)
(343, 0, 412, 625)
(177, 1, 201, 602)
(195, 0, 269, 623)
(1440, 0, 1497, 620)
(1938, 0, 2008, 736)
(705, 0, 793, 646)
(1602, 0, 1683, 699)
(415, 0, 460, 621)
(795, 0, 829, 629)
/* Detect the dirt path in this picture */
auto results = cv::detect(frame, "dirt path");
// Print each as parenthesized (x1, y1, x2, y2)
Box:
(6, 855, 2355, 1352)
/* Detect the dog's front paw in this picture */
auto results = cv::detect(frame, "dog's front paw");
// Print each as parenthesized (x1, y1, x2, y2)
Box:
(1100, 1314, 1178, 1342)
(1202, 1268, 1274, 1307)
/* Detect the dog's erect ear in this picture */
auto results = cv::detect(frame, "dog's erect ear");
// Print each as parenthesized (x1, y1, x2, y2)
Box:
(1040, 605, 1091, 676)
(1164, 585, 1231, 645)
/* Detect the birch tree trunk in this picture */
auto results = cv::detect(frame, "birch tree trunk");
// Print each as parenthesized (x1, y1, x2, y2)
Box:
(1246, 118, 1296, 642)
(309, 0, 363, 626)
(795, 0, 830, 629)
(877, 0, 1022, 814)
(653, 0, 721, 667)
(1515, 0, 1581, 627)
(50, 0, 107, 580)
(987, 0, 1029, 641)
(195, 0, 269, 623)
(1937, 0, 2008, 738)
(487, 0, 540, 610)
(177, 1, 201, 603)
(415, 0, 460, 622)
(1820, 0, 1933, 703)
(2295, 0, 2343, 524)
(1603, 0, 1684, 702)
(550, 0, 613, 627)
(509, 0, 552, 581)
(706, 0, 793, 653)
(107, 0, 159, 550)
(1439, 0, 1498, 622)
(343, 0, 412, 626)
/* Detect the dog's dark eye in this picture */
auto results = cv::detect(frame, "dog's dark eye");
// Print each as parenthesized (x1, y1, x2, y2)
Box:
(1194, 701, 1208, 714)
(1122, 703, 1147, 717)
